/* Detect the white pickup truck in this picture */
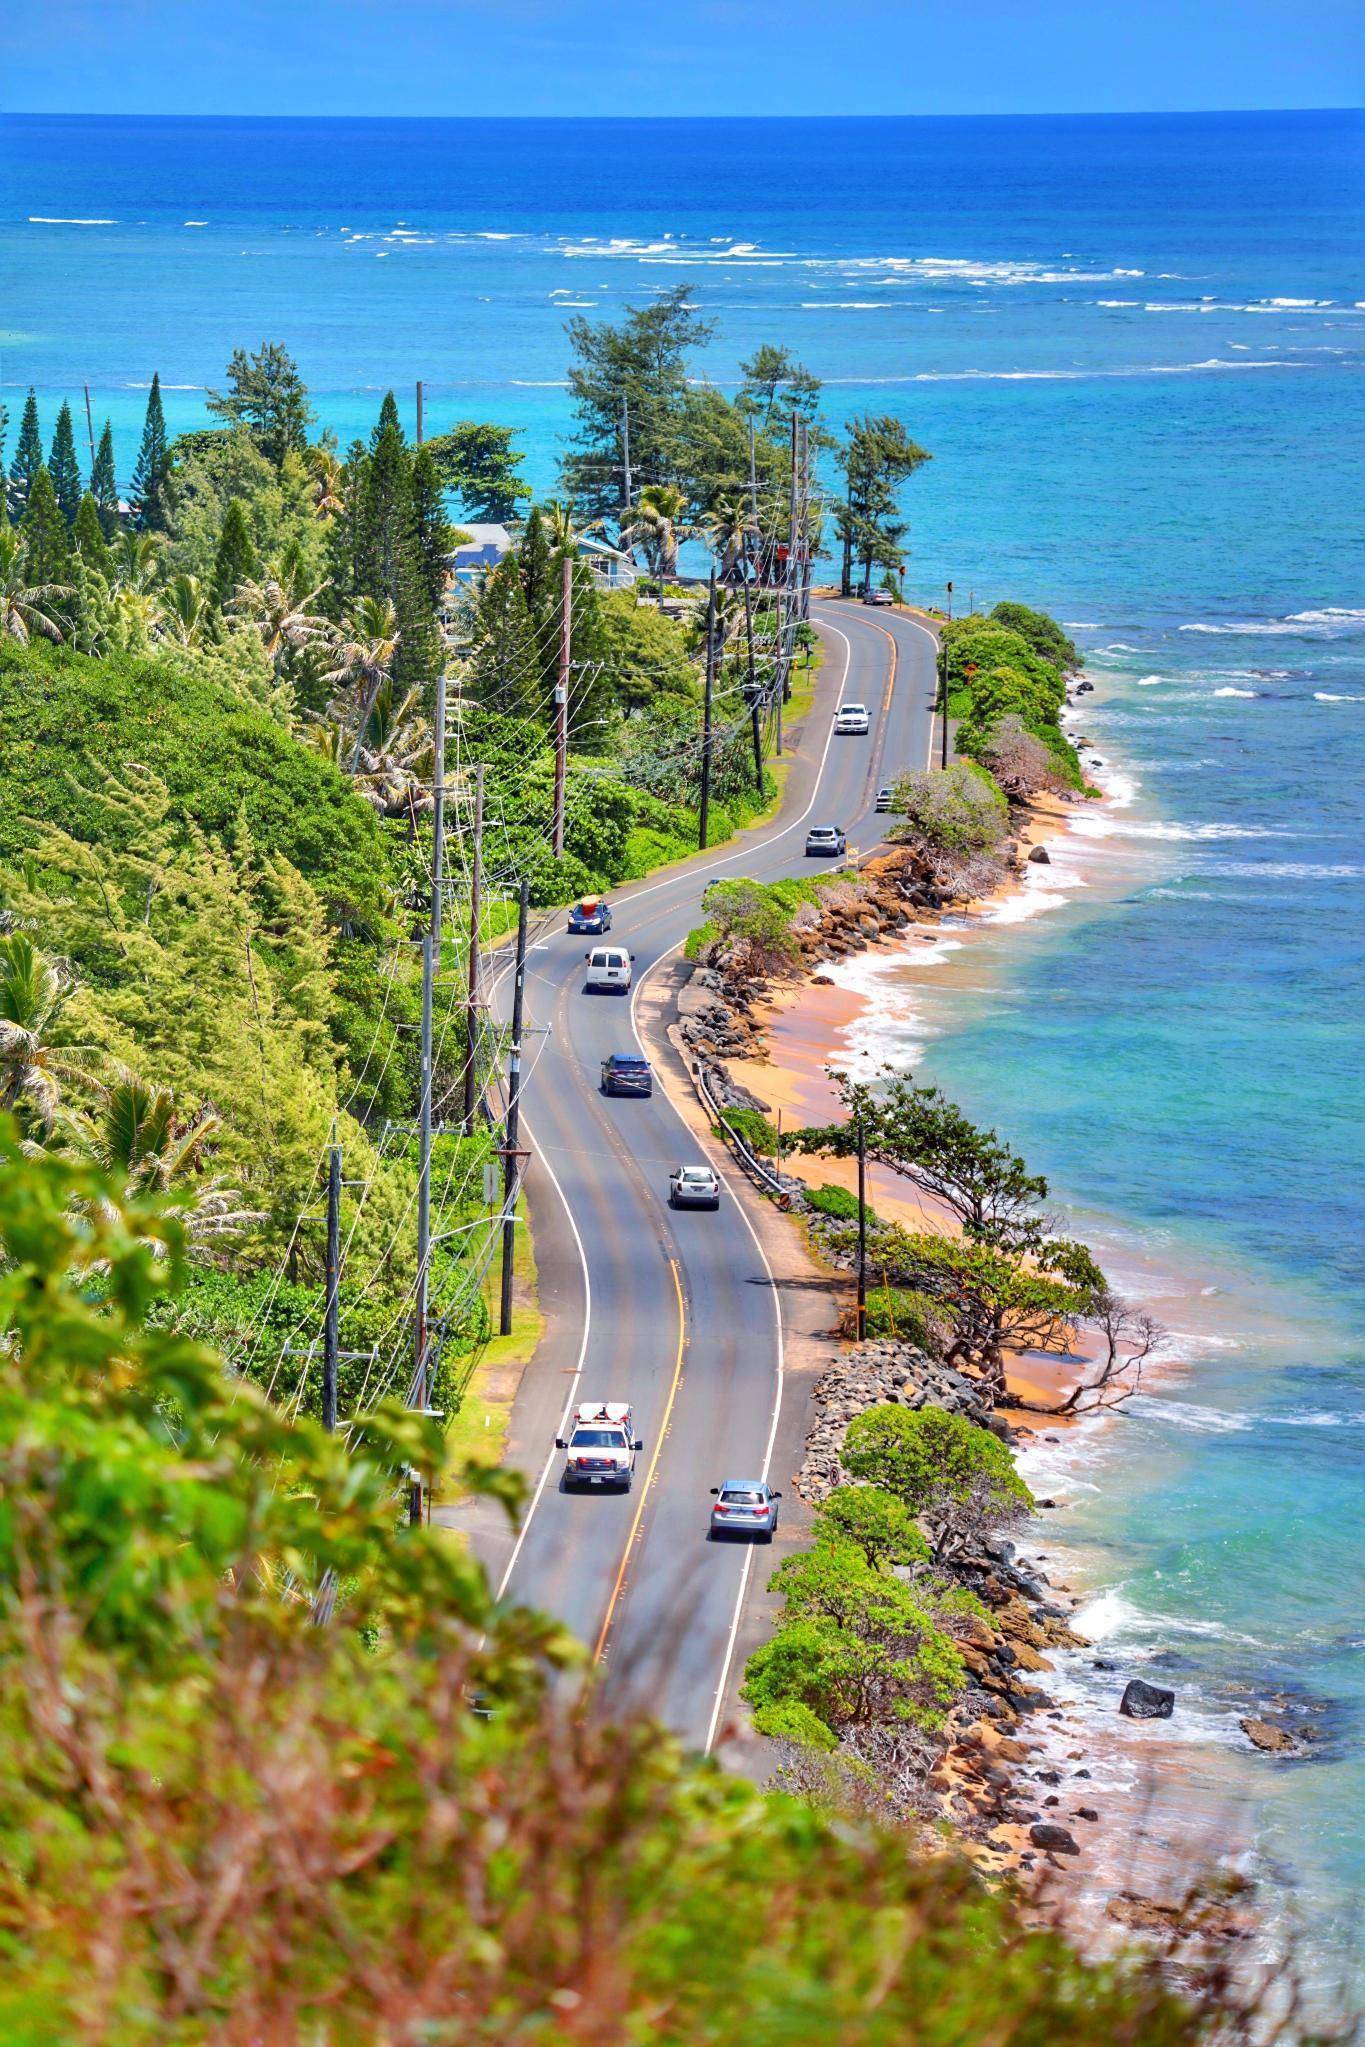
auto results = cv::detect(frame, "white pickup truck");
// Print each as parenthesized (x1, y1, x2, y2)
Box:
(556, 1401, 643, 1491)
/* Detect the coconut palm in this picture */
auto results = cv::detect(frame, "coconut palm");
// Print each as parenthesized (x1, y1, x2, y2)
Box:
(0, 528, 72, 646)
(110, 529, 164, 596)
(308, 446, 345, 520)
(155, 571, 212, 649)
(323, 595, 400, 773)
(621, 484, 691, 587)
(60, 1073, 259, 1240)
(0, 931, 92, 1133)
(230, 568, 330, 674)
(704, 495, 759, 584)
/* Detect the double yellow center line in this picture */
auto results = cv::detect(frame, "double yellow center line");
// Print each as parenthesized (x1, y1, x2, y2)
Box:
(592, 1255, 687, 1664)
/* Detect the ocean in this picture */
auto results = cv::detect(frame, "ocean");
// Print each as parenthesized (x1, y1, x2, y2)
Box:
(4, 109, 1363, 1975)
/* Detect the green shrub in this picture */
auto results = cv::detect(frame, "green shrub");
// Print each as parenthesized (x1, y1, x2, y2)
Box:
(888, 761, 1008, 858)
(714, 1107, 781, 1156)
(750, 1697, 839, 1750)
(861, 1285, 945, 1354)
(803, 1182, 869, 1223)
(843, 1405, 1033, 1561)
(813, 1486, 930, 1569)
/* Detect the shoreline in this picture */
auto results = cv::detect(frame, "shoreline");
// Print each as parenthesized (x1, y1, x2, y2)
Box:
(674, 740, 1281, 1943)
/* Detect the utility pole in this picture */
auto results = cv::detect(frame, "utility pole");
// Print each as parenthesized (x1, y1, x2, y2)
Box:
(786, 411, 800, 634)
(499, 878, 531, 1337)
(410, 931, 434, 1526)
(941, 582, 954, 772)
(799, 418, 812, 621)
(323, 1138, 341, 1433)
(461, 762, 485, 1135)
(552, 554, 571, 857)
(855, 1117, 868, 1343)
(82, 383, 97, 476)
(620, 394, 632, 517)
(699, 569, 717, 851)
(416, 379, 425, 445)
(430, 673, 447, 950)
(748, 417, 760, 538)
(743, 565, 763, 800)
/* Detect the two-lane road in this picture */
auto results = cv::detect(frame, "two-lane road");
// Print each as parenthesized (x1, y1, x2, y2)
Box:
(475, 600, 939, 1745)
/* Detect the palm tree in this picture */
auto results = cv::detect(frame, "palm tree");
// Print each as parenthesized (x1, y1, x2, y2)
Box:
(0, 528, 71, 646)
(110, 529, 164, 596)
(229, 569, 329, 674)
(60, 1073, 259, 1240)
(0, 931, 91, 1132)
(323, 595, 400, 773)
(704, 495, 759, 584)
(621, 484, 690, 587)
(155, 571, 211, 648)
(308, 446, 345, 520)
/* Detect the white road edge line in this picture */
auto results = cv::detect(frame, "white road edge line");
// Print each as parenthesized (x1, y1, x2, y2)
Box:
(493, 1105, 591, 1602)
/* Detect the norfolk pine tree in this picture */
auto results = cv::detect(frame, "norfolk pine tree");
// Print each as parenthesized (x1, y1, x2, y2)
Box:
(212, 498, 257, 607)
(48, 401, 83, 527)
(131, 372, 172, 531)
(91, 420, 120, 537)
(8, 389, 43, 522)
(19, 465, 71, 585)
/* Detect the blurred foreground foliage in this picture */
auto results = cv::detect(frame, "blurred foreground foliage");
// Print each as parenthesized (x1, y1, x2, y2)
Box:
(0, 1124, 1341, 2044)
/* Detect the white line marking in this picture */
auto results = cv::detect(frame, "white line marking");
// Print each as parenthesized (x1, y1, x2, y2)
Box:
(493, 1100, 591, 1601)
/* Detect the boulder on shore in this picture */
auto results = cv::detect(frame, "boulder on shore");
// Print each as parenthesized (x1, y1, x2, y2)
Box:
(1119, 1678, 1175, 1720)
(1241, 1717, 1296, 1754)
(1027, 845, 1051, 865)
(1029, 1821, 1080, 1855)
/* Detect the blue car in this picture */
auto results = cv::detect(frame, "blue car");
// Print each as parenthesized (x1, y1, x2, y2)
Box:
(568, 897, 612, 935)
(600, 1054, 653, 1098)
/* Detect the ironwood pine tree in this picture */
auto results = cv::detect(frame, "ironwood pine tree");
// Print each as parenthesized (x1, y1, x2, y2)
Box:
(409, 445, 452, 612)
(72, 492, 110, 573)
(323, 440, 369, 618)
(357, 395, 440, 694)
(211, 497, 257, 606)
(8, 389, 43, 522)
(131, 373, 172, 532)
(48, 402, 83, 527)
(205, 340, 313, 471)
(91, 421, 120, 538)
(19, 464, 72, 584)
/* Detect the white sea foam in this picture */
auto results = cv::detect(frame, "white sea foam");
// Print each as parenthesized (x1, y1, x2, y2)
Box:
(28, 215, 117, 225)
(1315, 691, 1364, 702)
(183, 219, 208, 227)
(1136, 674, 1163, 686)
(1182, 607, 1365, 637)
(1213, 685, 1259, 697)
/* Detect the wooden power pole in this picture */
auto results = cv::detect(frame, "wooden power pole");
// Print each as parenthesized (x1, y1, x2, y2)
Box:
(552, 555, 571, 857)
(699, 569, 716, 851)
(323, 1139, 341, 1433)
(499, 879, 531, 1337)
(462, 762, 485, 1135)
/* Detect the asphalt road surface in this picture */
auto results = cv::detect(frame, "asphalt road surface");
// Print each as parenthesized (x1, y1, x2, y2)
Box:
(473, 599, 939, 1748)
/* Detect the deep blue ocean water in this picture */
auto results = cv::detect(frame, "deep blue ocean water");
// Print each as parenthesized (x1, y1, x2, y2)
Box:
(3, 110, 1363, 1970)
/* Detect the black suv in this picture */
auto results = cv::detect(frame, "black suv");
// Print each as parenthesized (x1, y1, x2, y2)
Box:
(600, 1053, 653, 1098)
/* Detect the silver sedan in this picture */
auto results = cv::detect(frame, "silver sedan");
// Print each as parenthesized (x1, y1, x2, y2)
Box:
(669, 1164, 721, 1210)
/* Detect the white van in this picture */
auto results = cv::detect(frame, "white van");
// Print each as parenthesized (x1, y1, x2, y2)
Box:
(584, 944, 634, 994)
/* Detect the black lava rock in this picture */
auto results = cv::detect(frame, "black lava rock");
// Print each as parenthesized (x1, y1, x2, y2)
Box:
(1120, 1678, 1176, 1720)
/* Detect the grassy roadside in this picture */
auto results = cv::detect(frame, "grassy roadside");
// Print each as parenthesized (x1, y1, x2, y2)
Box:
(441, 1194, 542, 1476)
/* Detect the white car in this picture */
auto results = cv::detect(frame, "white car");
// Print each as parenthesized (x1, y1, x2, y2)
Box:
(556, 1401, 643, 1491)
(583, 944, 634, 994)
(874, 784, 896, 813)
(834, 702, 870, 735)
(669, 1164, 721, 1210)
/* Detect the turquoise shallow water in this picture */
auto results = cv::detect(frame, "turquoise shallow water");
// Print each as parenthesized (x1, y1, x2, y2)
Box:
(4, 109, 1363, 1971)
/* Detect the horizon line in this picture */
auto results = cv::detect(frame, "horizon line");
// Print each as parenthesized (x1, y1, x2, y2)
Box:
(5, 104, 1362, 123)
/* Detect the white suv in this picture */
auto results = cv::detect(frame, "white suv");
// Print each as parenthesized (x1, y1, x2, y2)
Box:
(834, 702, 870, 735)
(556, 1402, 643, 1491)
(583, 944, 634, 993)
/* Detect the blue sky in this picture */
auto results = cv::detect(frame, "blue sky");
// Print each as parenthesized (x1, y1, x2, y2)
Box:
(6, 0, 1362, 115)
